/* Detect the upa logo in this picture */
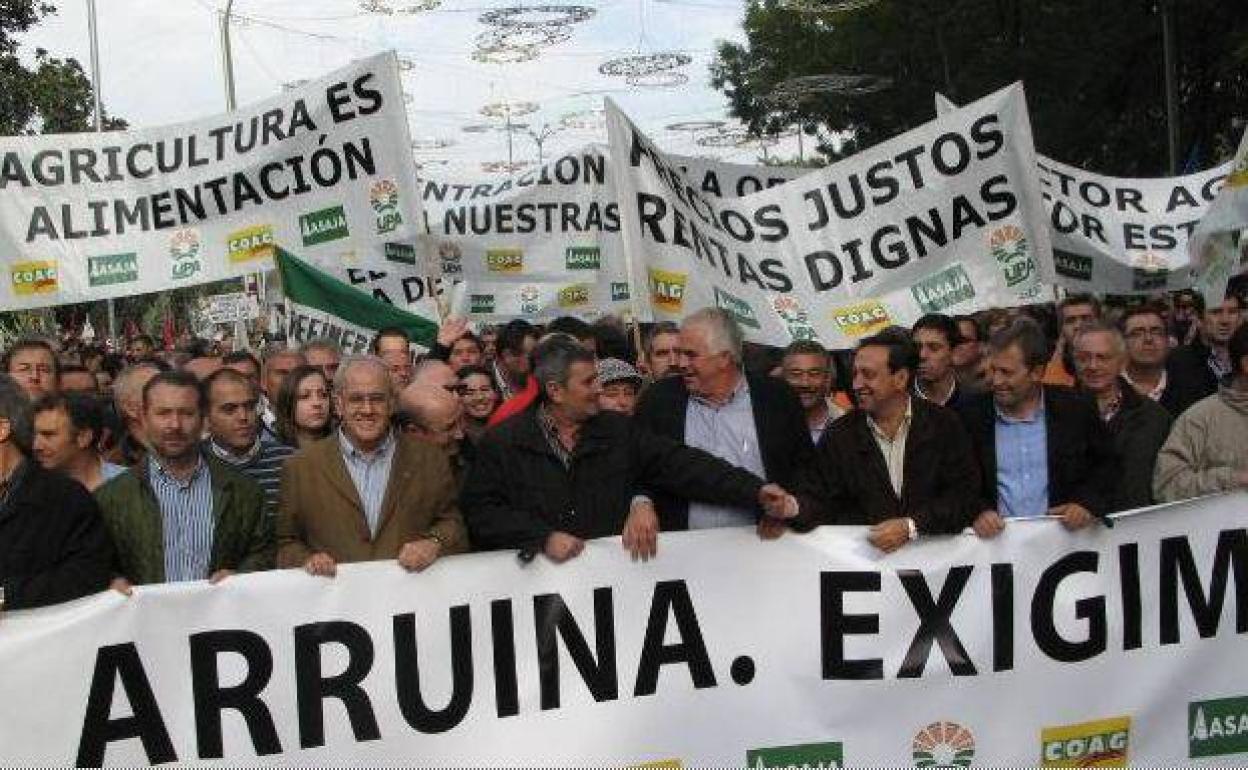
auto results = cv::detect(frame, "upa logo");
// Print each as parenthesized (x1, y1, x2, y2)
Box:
(486, 248, 524, 273)
(369, 178, 403, 234)
(830, 300, 890, 338)
(470, 294, 496, 314)
(648, 268, 687, 314)
(1054, 249, 1094, 281)
(610, 281, 631, 302)
(519, 284, 541, 315)
(714, 286, 760, 329)
(299, 204, 349, 247)
(911, 263, 975, 313)
(566, 245, 602, 270)
(989, 224, 1036, 288)
(437, 241, 462, 275)
(746, 741, 843, 769)
(10, 260, 57, 296)
(558, 283, 591, 308)
(1040, 716, 1130, 767)
(227, 225, 276, 264)
(88, 253, 138, 287)
(772, 296, 819, 342)
(912, 722, 974, 768)
(1190, 695, 1248, 758)
(169, 227, 202, 280)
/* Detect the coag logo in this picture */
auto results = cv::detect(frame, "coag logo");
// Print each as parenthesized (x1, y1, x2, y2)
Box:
(169, 228, 202, 280)
(10, 260, 57, 295)
(989, 224, 1036, 288)
(369, 178, 403, 234)
(299, 205, 349, 247)
(911, 263, 975, 314)
(830, 300, 890, 338)
(610, 282, 631, 302)
(1040, 716, 1130, 767)
(470, 294, 495, 314)
(714, 286, 760, 329)
(1190, 695, 1248, 758)
(227, 225, 276, 264)
(486, 248, 524, 273)
(1054, 249, 1094, 281)
(87, 253, 138, 287)
(558, 283, 591, 308)
(746, 741, 843, 768)
(566, 245, 601, 270)
(772, 296, 819, 342)
(912, 722, 974, 768)
(631, 761, 682, 769)
(649, 268, 687, 314)
(385, 242, 417, 266)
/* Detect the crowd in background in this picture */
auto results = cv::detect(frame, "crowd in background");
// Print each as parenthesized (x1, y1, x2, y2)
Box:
(1, 280, 1246, 610)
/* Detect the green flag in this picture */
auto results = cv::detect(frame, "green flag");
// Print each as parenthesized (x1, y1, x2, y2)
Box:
(276, 248, 438, 353)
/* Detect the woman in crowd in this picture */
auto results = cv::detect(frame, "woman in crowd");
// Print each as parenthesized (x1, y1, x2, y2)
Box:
(274, 365, 333, 448)
(457, 364, 500, 443)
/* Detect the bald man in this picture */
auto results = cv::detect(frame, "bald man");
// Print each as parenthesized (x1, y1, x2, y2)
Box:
(411, 358, 459, 393)
(400, 382, 470, 483)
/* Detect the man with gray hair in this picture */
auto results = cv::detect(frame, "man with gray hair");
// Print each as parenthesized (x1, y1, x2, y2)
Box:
(634, 307, 812, 532)
(277, 355, 467, 577)
(0, 374, 114, 609)
(112, 360, 164, 466)
(300, 338, 342, 382)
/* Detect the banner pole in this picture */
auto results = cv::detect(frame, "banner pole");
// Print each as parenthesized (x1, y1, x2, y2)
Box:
(87, 0, 117, 347)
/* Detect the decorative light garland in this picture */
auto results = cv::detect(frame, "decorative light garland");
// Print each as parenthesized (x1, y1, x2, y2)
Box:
(479, 100, 539, 119)
(665, 119, 727, 132)
(777, 0, 879, 12)
(477, 25, 571, 49)
(472, 45, 539, 65)
(560, 108, 606, 130)
(478, 5, 596, 28)
(599, 52, 691, 77)
(411, 137, 456, 150)
(626, 71, 689, 88)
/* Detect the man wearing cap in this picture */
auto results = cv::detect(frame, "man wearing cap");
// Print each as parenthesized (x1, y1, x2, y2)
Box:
(597, 358, 643, 416)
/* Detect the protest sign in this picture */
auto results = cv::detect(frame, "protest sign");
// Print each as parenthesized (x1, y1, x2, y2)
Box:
(196, 292, 260, 325)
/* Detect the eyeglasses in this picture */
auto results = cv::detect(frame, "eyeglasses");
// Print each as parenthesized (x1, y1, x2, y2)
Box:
(344, 392, 388, 408)
(1125, 328, 1167, 340)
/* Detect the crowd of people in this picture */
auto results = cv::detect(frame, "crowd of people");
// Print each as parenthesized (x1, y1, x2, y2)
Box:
(0, 286, 1246, 610)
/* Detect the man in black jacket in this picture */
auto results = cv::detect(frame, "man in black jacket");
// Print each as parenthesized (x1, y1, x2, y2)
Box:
(956, 318, 1117, 538)
(633, 308, 813, 531)
(461, 337, 789, 563)
(1164, 292, 1244, 415)
(787, 330, 980, 551)
(0, 374, 114, 610)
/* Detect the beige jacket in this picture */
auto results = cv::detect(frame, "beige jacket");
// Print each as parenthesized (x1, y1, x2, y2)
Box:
(1153, 385, 1248, 503)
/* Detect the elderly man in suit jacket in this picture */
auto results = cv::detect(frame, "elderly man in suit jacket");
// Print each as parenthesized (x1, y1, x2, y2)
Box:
(633, 307, 813, 532)
(277, 355, 467, 576)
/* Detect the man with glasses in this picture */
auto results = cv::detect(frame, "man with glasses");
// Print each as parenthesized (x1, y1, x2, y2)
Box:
(780, 340, 848, 444)
(1120, 304, 1174, 407)
(277, 355, 467, 577)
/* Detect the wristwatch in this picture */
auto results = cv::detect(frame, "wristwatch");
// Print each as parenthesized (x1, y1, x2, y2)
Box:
(424, 532, 444, 549)
(906, 518, 918, 541)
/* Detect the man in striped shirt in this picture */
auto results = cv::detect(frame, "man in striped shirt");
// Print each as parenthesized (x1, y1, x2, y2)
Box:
(96, 371, 273, 589)
(202, 368, 294, 516)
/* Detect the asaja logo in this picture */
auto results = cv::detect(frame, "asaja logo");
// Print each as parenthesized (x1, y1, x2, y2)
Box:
(649, 268, 687, 314)
(746, 741, 843, 769)
(911, 263, 975, 314)
(989, 224, 1036, 288)
(772, 296, 819, 342)
(10, 260, 57, 295)
(519, 284, 542, 315)
(299, 204, 349, 247)
(1054, 249, 1094, 281)
(912, 722, 974, 768)
(558, 283, 591, 308)
(714, 286, 760, 329)
(369, 178, 403, 234)
(88, 253, 138, 287)
(437, 241, 463, 275)
(486, 248, 524, 273)
(1040, 716, 1130, 767)
(830, 300, 891, 338)
(227, 225, 276, 264)
(610, 281, 631, 302)
(385, 242, 417, 266)
(566, 245, 602, 270)
(168, 227, 202, 280)
(470, 294, 496, 314)
(1190, 695, 1248, 758)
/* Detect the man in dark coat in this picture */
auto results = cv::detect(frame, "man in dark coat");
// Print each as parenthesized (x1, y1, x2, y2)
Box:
(787, 330, 981, 551)
(462, 337, 789, 562)
(633, 308, 812, 532)
(0, 374, 113, 610)
(956, 318, 1118, 538)
(1164, 293, 1244, 415)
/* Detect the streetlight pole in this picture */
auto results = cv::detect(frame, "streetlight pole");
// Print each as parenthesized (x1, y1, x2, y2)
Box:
(221, 0, 238, 111)
(1162, 0, 1180, 174)
(86, 0, 117, 345)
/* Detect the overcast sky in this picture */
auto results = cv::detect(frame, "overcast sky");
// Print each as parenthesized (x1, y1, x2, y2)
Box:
(20, 0, 802, 176)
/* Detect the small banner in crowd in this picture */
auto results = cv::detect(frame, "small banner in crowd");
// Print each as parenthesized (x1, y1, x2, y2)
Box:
(608, 83, 1054, 348)
(0, 492, 1244, 765)
(276, 248, 437, 353)
(1190, 128, 1248, 302)
(0, 52, 421, 309)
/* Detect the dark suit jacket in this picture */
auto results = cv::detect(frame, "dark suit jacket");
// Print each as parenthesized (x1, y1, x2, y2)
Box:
(633, 373, 813, 530)
(1163, 340, 1223, 416)
(955, 387, 1118, 518)
(0, 462, 114, 609)
(277, 433, 467, 567)
(792, 398, 981, 532)
(1103, 380, 1172, 512)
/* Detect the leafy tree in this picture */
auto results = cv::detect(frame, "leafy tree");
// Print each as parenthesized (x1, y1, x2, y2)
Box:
(710, 0, 1248, 175)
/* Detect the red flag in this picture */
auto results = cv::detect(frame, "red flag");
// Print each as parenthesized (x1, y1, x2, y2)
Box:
(161, 313, 175, 350)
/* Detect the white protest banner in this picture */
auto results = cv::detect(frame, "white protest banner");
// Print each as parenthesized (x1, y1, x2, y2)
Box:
(609, 83, 1053, 349)
(197, 291, 260, 325)
(1, 492, 1245, 766)
(0, 53, 421, 309)
(935, 92, 1233, 294)
(1189, 128, 1248, 303)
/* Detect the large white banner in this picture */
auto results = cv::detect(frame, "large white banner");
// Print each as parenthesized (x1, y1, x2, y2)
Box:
(608, 83, 1054, 349)
(0, 53, 421, 309)
(1, 492, 1245, 766)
